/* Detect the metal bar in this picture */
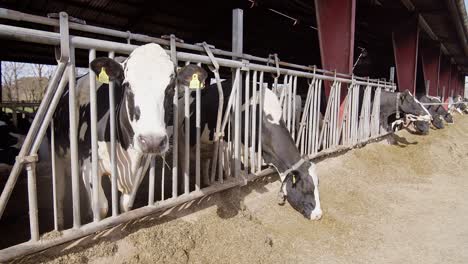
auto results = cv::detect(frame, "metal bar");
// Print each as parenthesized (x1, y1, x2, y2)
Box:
(195, 79, 201, 191)
(50, 120, 59, 231)
(170, 35, 178, 199)
(235, 80, 243, 178)
(287, 76, 293, 132)
(311, 79, 319, 154)
(308, 81, 315, 154)
(315, 80, 322, 153)
(296, 80, 314, 146)
(26, 162, 39, 241)
(161, 155, 166, 200)
(148, 156, 155, 206)
(0, 62, 66, 219)
(184, 81, 190, 194)
(291, 76, 298, 138)
(244, 70, 250, 172)
(68, 47, 81, 228)
(88, 48, 100, 222)
(257, 72, 264, 171)
(232, 9, 243, 180)
(30, 69, 69, 155)
(250, 71, 257, 172)
(108, 51, 118, 217)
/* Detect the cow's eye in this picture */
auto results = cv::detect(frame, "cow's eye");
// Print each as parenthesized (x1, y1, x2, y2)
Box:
(135, 106, 141, 121)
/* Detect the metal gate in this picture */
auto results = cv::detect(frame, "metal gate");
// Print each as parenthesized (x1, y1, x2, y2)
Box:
(0, 8, 396, 262)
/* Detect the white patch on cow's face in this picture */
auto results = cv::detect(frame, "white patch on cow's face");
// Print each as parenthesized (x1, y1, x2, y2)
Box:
(123, 43, 174, 153)
(0, 120, 6, 126)
(308, 164, 322, 220)
(263, 88, 283, 125)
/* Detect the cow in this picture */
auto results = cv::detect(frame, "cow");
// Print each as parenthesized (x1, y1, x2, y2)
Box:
(451, 95, 468, 114)
(53, 43, 207, 223)
(417, 95, 453, 129)
(379, 89, 431, 134)
(179, 79, 322, 220)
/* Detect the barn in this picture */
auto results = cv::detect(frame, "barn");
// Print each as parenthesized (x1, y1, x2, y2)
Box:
(0, 0, 467, 262)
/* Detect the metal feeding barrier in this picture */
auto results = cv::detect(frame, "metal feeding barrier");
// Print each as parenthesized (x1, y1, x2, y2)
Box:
(0, 8, 396, 262)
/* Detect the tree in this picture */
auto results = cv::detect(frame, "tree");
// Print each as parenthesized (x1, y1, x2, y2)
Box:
(27, 63, 53, 101)
(1, 62, 25, 101)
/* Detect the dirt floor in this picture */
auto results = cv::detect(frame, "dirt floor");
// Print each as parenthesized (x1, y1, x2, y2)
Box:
(12, 115, 468, 264)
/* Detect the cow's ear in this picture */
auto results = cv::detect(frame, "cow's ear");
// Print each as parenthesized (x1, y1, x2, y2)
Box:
(90, 58, 124, 82)
(176, 65, 208, 89)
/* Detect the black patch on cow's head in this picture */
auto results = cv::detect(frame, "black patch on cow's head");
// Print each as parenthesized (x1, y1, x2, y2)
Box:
(283, 162, 318, 219)
(413, 120, 429, 134)
(399, 90, 426, 116)
(431, 115, 445, 129)
(163, 75, 176, 126)
(90, 57, 124, 82)
(444, 113, 454, 123)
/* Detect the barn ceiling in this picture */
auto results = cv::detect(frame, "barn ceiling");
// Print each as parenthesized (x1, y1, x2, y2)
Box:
(0, 0, 466, 75)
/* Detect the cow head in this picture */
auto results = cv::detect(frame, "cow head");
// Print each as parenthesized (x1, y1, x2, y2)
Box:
(399, 90, 427, 116)
(431, 115, 445, 129)
(282, 161, 322, 220)
(90, 43, 207, 155)
(413, 120, 430, 134)
(443, 113, 454, 123)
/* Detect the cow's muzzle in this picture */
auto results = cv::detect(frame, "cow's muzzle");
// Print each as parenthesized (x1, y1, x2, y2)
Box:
(137, 133, 169, 154)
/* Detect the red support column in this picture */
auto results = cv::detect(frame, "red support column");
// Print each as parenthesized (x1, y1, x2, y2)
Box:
(420, 41, 441, 96)
(392, 15, 419, 93)
(438, 56, 451, 110)
(315, 0, 356, 98)
(458, 72, 464, 97)
(449, 64, 458, 99)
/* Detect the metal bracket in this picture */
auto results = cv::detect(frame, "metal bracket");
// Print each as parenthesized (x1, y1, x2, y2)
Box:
(162, 34, 184, 43)
(58, 12, 70, 63)
(196, 42, 215, 49)
(47, 12, 86, 25)
(241, 59, 249, 71)
(15, 154, 38, 164)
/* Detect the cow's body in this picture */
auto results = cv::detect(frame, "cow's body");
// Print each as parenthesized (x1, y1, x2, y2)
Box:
(180, 80, 322, 220)
(53, 43, 206, 224)
(379, 90, 431, 133)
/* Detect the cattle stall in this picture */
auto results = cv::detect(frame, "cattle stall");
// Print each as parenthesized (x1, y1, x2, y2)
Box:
(0, 8, 397, 261)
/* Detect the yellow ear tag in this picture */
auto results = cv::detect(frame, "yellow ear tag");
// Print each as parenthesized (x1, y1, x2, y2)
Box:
(97, 67, 110, 84)
(189, 73, 201, 89)
(292, 174, 296, 184)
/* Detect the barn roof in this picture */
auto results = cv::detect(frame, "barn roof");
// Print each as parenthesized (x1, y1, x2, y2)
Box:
(0, 0, 467, 74)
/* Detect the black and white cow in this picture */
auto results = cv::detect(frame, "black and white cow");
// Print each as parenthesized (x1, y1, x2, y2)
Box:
(379, 89, 431, 133)
(180, 79, 322, 220)
(451, 95, 468, 114)
(417, 95, 453, 129)
(53, 43, 206, 221)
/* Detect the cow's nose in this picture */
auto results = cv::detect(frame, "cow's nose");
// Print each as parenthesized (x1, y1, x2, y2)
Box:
(137, 134, 168, 154)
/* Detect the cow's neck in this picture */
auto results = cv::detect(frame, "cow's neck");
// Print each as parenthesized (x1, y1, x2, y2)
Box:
(261, 120, 303, 173)
(379, 92, 399, 129)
